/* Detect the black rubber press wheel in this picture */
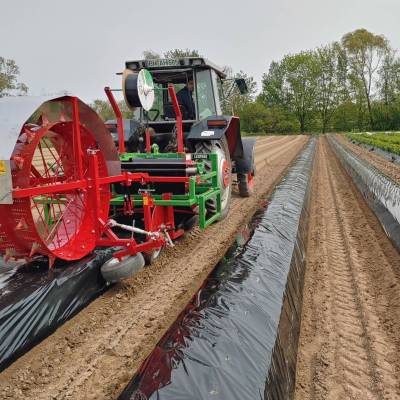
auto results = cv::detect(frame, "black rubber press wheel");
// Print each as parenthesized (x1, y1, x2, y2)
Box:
(101, 253, 145, 283)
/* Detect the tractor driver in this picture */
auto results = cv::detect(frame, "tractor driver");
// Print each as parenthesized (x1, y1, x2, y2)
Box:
(176, 79, 195, 120)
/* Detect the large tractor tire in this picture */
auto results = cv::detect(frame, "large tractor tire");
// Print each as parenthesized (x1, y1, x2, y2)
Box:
(194, 137, 232, 221)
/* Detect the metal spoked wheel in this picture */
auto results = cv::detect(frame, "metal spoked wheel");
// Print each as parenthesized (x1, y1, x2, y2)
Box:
(194, 137, 232, 220)
(0, 122, 110, 262)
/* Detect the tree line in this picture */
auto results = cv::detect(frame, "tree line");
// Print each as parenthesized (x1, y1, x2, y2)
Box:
(2, 30, 399, 134)
(247, 29, 400, 133)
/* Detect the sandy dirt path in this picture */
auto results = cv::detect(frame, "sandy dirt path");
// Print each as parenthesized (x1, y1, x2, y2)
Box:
(295, 137, 400, 400)
(335, 134, 400, 183)
(0, 135, 308, 400)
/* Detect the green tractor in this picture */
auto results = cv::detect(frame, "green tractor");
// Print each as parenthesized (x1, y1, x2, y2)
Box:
(106, 57, 256, 226)
(0, 57, 256, 282)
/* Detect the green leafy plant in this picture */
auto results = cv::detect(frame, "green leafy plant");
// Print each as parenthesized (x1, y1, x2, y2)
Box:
(346, 132, 400, 155)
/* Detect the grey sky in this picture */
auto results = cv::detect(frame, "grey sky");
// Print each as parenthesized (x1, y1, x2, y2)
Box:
(1, 0, 399, 103)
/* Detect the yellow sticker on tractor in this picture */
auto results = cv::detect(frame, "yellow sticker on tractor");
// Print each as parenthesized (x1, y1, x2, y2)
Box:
(0, 161, 6, 176)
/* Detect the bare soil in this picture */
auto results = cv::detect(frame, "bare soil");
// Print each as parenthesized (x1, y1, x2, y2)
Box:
(0, 135, 308, 400)
(335, 134, 400, 183)
(295, 137, 400, 400)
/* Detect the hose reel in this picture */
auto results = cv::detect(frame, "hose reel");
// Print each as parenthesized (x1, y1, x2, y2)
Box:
(122, 68, 155, 111)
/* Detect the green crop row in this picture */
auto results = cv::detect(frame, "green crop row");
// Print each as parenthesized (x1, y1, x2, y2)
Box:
(346, 133, 400, 155)
(372, 132, 400, 145)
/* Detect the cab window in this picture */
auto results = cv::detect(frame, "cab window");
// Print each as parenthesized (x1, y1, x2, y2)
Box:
(196, 70, 216, 119)
(212, 70, 223, 115)
(144, 79, 194, 121)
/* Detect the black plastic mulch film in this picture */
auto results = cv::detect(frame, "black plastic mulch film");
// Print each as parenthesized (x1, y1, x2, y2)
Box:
(0, 248, 116, 371)
(328, 135, 400, 252)
(119, 139, 316, 400)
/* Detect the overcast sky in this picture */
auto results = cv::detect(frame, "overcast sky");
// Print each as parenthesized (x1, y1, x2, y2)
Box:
(1, 0, 399, 103)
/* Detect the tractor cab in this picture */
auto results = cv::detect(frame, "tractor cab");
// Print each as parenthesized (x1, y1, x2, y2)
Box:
(107, 58, 248, 155)
(125, 57, 225, 125)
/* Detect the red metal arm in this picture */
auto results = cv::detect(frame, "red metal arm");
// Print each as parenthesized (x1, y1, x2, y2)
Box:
(12, 173, 196, 199)
(168, 85, 184, 153)
(145, 127, 152, 153)
(104, 87, 126, 153)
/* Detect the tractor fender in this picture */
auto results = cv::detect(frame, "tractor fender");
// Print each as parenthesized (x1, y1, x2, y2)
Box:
(234, 137, 256, 174)
(187, 116, 244, 159)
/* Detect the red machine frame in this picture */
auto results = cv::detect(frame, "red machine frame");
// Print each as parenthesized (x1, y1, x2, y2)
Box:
(9, 86, 191, 264)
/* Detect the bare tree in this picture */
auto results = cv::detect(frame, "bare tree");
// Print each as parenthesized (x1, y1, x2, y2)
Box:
(142, 50, 161, 60)
(163, 49, 200, 58)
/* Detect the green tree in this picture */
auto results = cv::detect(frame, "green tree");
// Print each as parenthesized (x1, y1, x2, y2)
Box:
(259, 61, 285, 107)
(260, 51, 319, 132)
(238, 102, 299, 134)
(314, 43, 344, 133)
(342, 29, 389, 128)
(222, 68, 257, 115)
(237, 102, 270, 133)
(90, 99, 133, 121)
(332, 101, 359, 131)
(378, 49, 400, 105)
(0, 57, 28, 97)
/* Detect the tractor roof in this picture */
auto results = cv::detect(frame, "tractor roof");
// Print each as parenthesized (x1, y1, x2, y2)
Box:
(125, 57, 227, 79)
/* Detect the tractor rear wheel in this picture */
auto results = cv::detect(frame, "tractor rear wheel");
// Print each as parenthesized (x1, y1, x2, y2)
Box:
(194, 137, 232, 221)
